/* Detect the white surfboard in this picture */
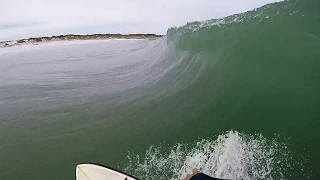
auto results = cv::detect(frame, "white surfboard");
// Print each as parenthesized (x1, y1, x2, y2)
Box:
(76, 164, 137, 180)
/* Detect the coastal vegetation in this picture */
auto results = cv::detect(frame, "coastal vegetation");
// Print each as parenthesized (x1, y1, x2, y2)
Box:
(0, 33, 163, 48)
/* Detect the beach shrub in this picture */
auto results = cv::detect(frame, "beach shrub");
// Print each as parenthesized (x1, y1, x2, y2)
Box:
(35, 38, 42, 42)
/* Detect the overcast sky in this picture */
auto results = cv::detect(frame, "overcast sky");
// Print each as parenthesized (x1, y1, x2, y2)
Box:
(0, 0, 281, 41)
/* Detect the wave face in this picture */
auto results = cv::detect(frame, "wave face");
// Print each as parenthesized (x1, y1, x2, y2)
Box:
(122, 0, 319, 179)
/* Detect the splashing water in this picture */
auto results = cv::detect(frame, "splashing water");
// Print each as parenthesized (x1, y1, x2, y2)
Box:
(122, 131, 305, 180)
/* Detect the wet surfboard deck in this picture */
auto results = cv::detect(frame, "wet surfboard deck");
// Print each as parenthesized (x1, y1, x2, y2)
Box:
(76, 164, 137, 180)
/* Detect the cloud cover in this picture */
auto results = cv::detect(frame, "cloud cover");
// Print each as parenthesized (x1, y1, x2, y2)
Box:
(0, 0, 281, 41)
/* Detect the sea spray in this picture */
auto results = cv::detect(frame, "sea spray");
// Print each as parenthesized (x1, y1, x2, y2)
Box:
(122, 131, 306, 180)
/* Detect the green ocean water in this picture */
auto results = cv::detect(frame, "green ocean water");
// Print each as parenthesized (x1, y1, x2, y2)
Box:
(0, 0, 319, 179)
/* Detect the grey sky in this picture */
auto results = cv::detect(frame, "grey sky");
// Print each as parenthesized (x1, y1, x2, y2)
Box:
(0, 0, 281, 41)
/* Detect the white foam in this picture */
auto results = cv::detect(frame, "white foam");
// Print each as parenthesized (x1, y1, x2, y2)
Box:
(123, 131, 304, 180)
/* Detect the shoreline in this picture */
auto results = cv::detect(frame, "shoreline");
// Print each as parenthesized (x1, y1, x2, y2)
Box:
(0, 33, 163, 48)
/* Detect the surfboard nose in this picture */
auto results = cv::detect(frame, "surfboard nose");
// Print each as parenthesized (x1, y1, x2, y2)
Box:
(76, 164, 137, 180)
(76, 164, 91, 180)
